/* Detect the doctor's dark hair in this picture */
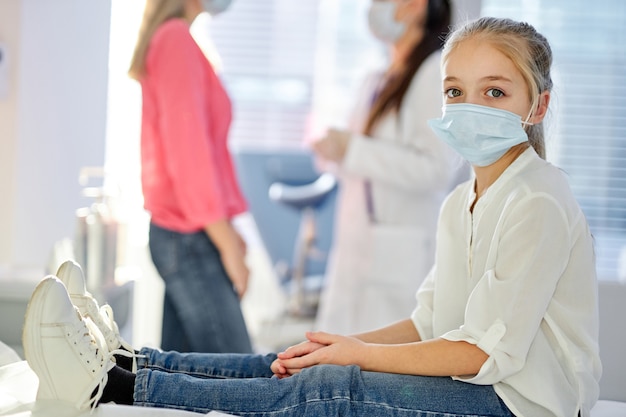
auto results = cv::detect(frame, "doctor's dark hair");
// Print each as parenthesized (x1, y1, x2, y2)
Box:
(363, 0, 451, 136)
(442, 17, 553, 159)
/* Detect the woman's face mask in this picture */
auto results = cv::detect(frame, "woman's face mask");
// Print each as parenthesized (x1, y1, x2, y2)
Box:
(428, 103, 532, 167)
(367, 1, 406, 44)
(202, 0, 233, 16)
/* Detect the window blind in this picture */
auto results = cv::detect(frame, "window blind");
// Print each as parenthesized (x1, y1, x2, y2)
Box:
(204, 0, 320, 148)
(482, 0, 626, 280)
(204, 0, 381, 147)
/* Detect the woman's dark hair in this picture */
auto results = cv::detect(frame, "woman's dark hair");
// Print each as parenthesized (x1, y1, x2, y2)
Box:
(363, 0, 451, 136)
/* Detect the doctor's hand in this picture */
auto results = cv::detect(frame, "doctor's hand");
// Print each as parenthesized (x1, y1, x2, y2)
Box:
(311, 129, 351, 163)
(272, 331, 366, 377)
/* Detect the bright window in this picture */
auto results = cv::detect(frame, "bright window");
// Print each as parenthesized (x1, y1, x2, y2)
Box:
(206, 0, 381, 148)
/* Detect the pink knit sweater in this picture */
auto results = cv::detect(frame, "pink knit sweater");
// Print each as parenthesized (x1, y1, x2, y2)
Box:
(140, 19, 246, 233)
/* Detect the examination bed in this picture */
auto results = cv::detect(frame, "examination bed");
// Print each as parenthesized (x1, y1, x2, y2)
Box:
(1, 280, 625, 416)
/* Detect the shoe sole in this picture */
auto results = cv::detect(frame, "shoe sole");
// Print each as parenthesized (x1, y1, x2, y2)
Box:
(22, 276, 62, 401)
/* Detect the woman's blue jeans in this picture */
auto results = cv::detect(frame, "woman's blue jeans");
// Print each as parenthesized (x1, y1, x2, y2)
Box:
(134, 348, 515, 416)
(148, 222, 252, 353)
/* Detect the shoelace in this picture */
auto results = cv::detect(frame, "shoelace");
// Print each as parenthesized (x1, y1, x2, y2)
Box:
(83, 298, 118, 350)
(67, 308, 116, 412)
(80, 297, 142, 373)
(100, 304, 139, 372)
(99, 304, 133, 351)
(83, 315, 108, 354)
(89, 347, 130, 413)
(83, 300, 134, 351)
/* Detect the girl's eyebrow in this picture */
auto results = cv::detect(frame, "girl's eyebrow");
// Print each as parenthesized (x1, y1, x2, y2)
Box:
(481, 75, 514, 83)
(443, 75, 514, 83)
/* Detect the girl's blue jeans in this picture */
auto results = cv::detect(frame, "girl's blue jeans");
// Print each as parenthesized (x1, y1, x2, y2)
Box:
(148, 222, 252, 354)
(134, 348, 515, 416)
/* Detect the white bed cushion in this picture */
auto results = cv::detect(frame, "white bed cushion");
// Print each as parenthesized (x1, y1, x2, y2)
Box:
(0, 341, 21, 368)
(0, 360, 227, 417)
(591, 400, 626, 417)
(0, 360, 38, 413)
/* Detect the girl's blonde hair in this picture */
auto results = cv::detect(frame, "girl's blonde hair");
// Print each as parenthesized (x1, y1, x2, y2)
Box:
(443, 17, 553, 159)
(128, 0, 188, 81)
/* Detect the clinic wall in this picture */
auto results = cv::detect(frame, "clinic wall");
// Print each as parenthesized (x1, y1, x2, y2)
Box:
(0, 1, 21, 271)
(0, 0, 111, 278)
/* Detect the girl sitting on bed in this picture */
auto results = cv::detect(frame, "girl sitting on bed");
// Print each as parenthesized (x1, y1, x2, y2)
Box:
(22, 16, 601, 417)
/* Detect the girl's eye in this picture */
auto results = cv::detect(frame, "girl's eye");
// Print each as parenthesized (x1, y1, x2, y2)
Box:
(486, 88, 505, 98)
(445, 88, 462, 98)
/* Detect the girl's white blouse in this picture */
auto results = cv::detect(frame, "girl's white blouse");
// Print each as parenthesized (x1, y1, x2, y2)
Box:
(411, 147, 602, 417)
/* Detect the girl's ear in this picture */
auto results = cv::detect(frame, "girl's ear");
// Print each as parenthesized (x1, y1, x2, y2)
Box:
(530, 91, 550, 124)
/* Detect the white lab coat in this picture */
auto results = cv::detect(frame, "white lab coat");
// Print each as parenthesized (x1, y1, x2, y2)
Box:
(315, 52, 467, 334)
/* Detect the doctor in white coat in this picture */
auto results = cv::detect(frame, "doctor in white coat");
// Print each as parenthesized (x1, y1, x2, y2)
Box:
(313, 0, 465, 334)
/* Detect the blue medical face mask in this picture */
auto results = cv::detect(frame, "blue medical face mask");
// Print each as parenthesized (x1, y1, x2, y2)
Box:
(367, 1, 406, 44)
(428, 103, 532, 167)
(202, 0, 233, 16)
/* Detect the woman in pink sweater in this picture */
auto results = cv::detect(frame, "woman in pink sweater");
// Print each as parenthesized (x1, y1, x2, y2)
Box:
(128, 0, 252, 353)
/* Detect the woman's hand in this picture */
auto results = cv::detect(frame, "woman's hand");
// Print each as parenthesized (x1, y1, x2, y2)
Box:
(272, 331, 367, 376)
(220, 246, 249, 298)
(235, 229, 247, 256)
(311, 129, 351, 163)
(225, 229, 249, 298)
(205, 220, 250, 298)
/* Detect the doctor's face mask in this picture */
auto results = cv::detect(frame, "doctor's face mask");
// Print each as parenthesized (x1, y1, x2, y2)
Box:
(367, 1, 407, 44)
(202, 0, 233, 16)
(428, 103, 532, 167)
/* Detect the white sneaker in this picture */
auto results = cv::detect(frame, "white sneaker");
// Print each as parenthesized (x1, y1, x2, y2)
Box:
(56, 260, 136, 370)
(22, 276, 115, 410)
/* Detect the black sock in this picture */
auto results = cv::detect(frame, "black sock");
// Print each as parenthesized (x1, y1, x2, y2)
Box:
(95, 365, 135, 405)
(114, 349, 139, 372)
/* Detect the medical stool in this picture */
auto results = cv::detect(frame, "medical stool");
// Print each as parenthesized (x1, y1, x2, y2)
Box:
(268, 172, 337, 317)
(232, 148, 338, 350)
